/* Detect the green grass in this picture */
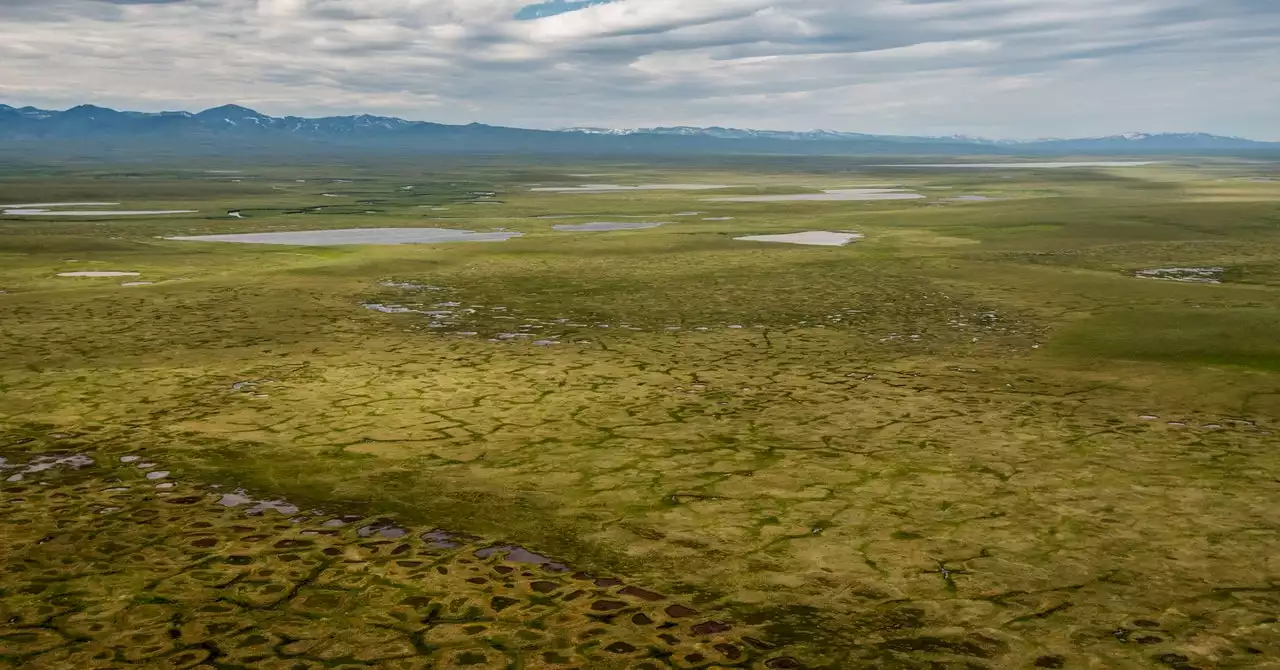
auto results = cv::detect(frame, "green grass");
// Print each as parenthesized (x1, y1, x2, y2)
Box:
(1053, 307, 1280, 370)
(2, 156, 1280, 668)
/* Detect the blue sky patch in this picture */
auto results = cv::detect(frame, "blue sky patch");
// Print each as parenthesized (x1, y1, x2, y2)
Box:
(514, 0, 617, 21)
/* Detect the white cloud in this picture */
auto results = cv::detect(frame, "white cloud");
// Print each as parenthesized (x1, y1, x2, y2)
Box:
(0, 0, 1278, 138)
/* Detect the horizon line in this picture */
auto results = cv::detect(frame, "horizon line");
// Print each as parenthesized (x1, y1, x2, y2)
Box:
(1, 100, 1273, 144)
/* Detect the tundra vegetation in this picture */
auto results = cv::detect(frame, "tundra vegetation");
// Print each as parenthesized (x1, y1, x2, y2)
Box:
(1, 155, 1278, 669)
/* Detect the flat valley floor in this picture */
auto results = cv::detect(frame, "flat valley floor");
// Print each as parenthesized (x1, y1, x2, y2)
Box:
(1, 155, 1279, 669)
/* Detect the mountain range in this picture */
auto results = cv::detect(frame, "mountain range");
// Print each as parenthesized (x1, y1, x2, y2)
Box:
(562, 125, 1276, 150)
(3, 103, 1277, 156)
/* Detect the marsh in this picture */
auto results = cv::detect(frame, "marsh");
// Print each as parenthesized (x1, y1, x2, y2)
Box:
(3, 157, 1279, 670)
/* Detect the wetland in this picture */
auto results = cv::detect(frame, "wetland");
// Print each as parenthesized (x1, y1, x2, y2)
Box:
(2, 155, 1279, 669)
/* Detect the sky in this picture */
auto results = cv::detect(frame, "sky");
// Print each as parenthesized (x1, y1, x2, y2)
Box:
(1, 0, 1279, 139)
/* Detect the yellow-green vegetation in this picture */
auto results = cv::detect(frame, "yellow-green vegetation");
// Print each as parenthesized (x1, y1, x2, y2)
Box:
(1, 157, 1279, 669)
(0, 453, 787, 669)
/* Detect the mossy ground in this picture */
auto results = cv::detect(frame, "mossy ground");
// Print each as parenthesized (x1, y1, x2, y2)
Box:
(2, 156, 1279, 668)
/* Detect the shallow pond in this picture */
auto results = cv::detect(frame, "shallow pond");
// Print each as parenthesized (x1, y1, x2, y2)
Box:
(531, 184, 735, 193)
(168, 228, 524, 246)
(0, 202, 120, 208)
(552, 221, 667, 231)
(6, 208, 197, 216)
(704, 188, 923, 202)
(1132, 267, 1225, 284)
(734, 231, 864, 247)
(874, 161, 1158, 169)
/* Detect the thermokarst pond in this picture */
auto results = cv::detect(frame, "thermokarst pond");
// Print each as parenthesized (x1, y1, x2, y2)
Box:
(2, 202, 197, 216)
(1132, 267, 1226, 283)
(734, 231, 865, 246)
(57, 271, 142, 278)
(530, 183, 736, 193)
(703, 188, 924, 202)
(873, 161, 1159, 169)
(1, 202, 121, 208)
(167, 228, 524, 245)
(8, 209, 198, 216)
(551, 221, 667, 231)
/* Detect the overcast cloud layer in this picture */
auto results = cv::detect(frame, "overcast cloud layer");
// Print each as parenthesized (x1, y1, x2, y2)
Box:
(2, 0, 1278, 139)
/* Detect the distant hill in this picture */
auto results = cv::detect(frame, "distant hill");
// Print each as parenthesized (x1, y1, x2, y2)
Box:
(2, 103, 1277, 156)
(563, 126, 1005, 145)
(1017, 132, 1275, 151)
(564, 125, 1278, 151)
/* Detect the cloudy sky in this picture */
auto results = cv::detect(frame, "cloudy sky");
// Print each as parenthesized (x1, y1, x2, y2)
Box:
(2, 0, 1279, 139)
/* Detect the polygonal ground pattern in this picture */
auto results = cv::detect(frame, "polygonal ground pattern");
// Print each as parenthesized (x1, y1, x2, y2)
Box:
(0, 457, 805, 669)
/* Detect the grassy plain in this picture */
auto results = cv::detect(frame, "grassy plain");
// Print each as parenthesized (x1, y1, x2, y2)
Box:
(1, 155, 1279, 669)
